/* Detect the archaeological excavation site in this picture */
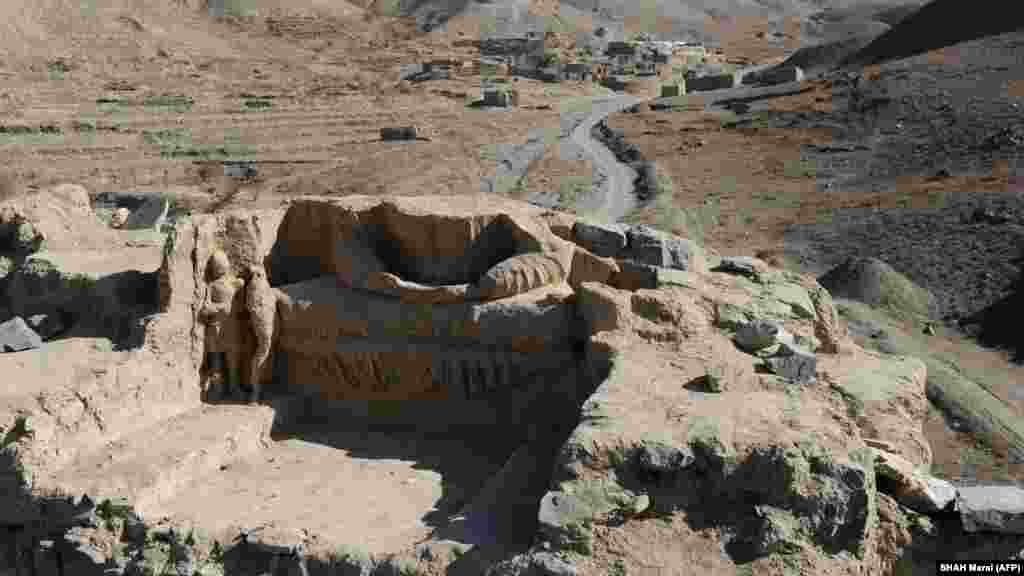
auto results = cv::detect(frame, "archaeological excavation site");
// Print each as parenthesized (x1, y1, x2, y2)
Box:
(0, 186, 1015, 575)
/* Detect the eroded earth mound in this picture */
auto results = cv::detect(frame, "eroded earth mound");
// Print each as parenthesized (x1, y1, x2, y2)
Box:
(1, 189, 1022, 575)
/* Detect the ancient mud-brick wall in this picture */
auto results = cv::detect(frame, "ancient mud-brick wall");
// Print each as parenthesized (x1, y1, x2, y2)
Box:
(268, 196, 578, 403)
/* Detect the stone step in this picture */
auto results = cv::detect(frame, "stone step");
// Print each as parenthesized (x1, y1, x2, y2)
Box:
(48, 404, 275, 518)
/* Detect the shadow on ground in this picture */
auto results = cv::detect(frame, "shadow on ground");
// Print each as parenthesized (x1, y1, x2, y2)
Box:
(58, 271, 160, 351)
(959, 253, 1024, 364)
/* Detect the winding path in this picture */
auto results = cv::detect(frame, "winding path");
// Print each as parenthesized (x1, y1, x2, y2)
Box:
(519, 56, 799, 223)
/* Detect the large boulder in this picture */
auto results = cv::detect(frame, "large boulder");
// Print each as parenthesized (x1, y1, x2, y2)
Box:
(568, 247, 619, 289)
(766, 341, 817, 382)
(0, 183, 118, 254)
(734, 319, 786, 353)
(622, 224, 706, 273)
(818, 257, 938, 322)
(872, 448, 956, 514)
(571, 220, 627, 258)
(957, 485, 1024, 534)
(121, 195, 169, 231)
(0, 316, 42, 352)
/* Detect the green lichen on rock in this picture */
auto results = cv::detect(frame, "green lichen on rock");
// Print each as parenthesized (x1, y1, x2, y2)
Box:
(329, 542, 375, 574)
(704, 364, 726, 392)
(714, 301, 752, 330)
(1, 415, 33, 448)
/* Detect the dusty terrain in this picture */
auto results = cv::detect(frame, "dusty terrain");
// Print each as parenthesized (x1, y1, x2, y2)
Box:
(2, 0, 1024, 575)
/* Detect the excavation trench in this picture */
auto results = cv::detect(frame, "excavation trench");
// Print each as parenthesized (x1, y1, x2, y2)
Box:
(219, 199, 597, 555)
(0, 197, 602, 574)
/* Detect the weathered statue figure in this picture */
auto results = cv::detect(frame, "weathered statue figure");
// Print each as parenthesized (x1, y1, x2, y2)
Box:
(198, 250, 245, 401)
(245, 264, 276, 404)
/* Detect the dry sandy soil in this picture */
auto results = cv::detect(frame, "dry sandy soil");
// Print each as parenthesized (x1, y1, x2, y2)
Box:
(2, 0, 1024, 573)
(0, 0, 612, 214)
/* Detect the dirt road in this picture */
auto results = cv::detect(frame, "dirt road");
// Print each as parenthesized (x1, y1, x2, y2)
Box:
(563, 95, 644, 221)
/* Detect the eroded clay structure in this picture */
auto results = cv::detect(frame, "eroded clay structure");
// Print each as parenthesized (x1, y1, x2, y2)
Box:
(266, 197, 577, 403)
(3, 189, 970, 576)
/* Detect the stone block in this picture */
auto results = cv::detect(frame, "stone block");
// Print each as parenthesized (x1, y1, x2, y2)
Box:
(734, 319, 783, 353)
(957, 484, 1024, 534)
(0, 316, 42, 352)
(572, 221, 627, 258)
(380, 126, 418, 141)
(623, 225, 704, 272)
(767, 341, 817, 382)
(873, 448, 956, 514)
(610, 259, 657, 291)
(122, 195, 169, 230)
(537, 491, 595, 551)
(569, 248, 619, 288)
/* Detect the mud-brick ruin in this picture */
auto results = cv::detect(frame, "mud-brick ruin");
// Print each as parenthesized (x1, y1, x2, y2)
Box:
(267, 197, 576, 405)
(1, 187, 1018, 576)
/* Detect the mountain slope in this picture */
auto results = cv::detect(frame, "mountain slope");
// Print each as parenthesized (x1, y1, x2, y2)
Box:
(840, 0, 1024, 68)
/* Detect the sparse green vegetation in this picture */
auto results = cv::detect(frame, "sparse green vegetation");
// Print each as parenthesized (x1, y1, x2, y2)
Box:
(829, 381, 866, 419)
(838, 299, 1024, 480)
(557, 174, 592, 205)
(67, 273, 97, 292)
(621, 170, 710, 247)
(47, 59, 70, 80)
(751, 189, 802, 210)
(214, 0, 256, 17)
(143, 94, 194, 112)
(96, 497, 133, 531)
(141, 127, 254, 159)
(782, 158, 816, 179)
(704, 364, 726, 392)
(241, 94, 274, 110)
(1, 415, 33, 449)
(716, 110, 740, 127)
(71, 120, 96, 133)
(478, 143, 499, 162)
(331, 543, 374, 569)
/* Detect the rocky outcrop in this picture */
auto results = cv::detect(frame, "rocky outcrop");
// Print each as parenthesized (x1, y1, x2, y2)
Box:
(3, 191, 1004, 576)
(0, 316, 42, 352)
(872, 448, 956, 514)
(957, 485, 1024, 534)
(266, 196, 580, 403)
(819, 256, 939, 322)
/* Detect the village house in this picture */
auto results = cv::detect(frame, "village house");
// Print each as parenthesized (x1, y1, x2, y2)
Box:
(605, 41, 638, 67)
(563, 62, 592, 81)
(687, 72, 736, 92)
(479, 34, 546, 72)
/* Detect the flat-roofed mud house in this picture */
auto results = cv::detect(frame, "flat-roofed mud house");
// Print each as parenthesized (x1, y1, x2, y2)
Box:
(480, 34, 546, 72)
(605, 41, 638, 67)
(688, 72, 736, 92)
(563, 62, 592, 81)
